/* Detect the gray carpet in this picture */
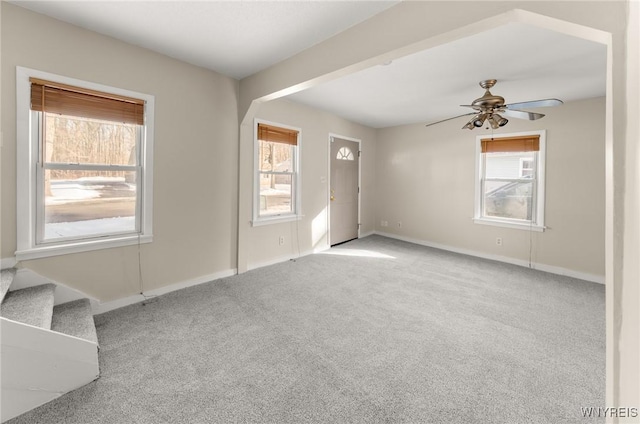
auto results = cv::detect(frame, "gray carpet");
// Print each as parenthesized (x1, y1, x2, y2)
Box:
(1, 283, 55, 329)
(8, 235, 605, 424)
(51, 298, 99, 344)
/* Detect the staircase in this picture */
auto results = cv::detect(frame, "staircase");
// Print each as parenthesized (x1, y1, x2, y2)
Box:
(0, 268, 100, 423)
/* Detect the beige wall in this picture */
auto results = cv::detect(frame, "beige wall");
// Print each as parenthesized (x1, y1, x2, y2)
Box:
(1, 0, 637, 410)
(245, 98, 376, 268)
(1, 3, 239, 301)
(375, 97, 605, 278)
(238, 0, 637, 410)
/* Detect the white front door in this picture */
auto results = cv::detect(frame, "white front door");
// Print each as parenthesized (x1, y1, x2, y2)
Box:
(330, 137, 359, 245)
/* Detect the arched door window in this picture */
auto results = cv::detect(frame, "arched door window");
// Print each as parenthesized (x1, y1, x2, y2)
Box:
(337, 147, 354, 161)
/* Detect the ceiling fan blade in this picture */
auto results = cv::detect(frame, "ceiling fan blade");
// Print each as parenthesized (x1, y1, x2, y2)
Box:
(425, 112, 476, 127)
(501, 109, 545, 120)
(505, 98, 563, 109)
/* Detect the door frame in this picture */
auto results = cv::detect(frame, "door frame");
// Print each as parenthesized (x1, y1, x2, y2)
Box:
(327, 133, 361, 246)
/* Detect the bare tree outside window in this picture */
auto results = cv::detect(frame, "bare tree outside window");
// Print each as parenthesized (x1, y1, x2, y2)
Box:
(42, 113, 139, 241)
(258, 140, 294, 215)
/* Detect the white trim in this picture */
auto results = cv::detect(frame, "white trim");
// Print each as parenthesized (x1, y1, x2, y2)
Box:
(373, 231, 604, 285)
(91, 268, 237, 315)
(43, 163, 137, 171)
(247, 254, 301, 272)
(11, 268, 99, 305)
(250, 214, 303, 227)
(252, 118, 302, 226)
(602, 24, 614, 412)
(246, 248, 320, 272)
(474, 130, 546, 230)
(473, 218, 545, 232)
(15, 66, 155, 260)
(1, 257, 17, 270)
(16, 234, 152, 261)
(328, 133, 362, 246)
(359, 230, 375, 238)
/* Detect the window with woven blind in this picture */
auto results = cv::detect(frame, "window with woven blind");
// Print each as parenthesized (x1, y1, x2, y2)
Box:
(474, 131, 546, 231)
(254, 121, 301, 224)
(16, 67, 155, 260)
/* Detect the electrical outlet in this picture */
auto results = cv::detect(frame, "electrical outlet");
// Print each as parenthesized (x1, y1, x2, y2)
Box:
(496, 237, 503, 246)
(279, 236, 285, 246)
(381, 220, 388, 227)
(397, 221, 402, 228)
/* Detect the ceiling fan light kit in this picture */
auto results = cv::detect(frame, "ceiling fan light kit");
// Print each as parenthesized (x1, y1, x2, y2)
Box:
(425, 79, 563, 130)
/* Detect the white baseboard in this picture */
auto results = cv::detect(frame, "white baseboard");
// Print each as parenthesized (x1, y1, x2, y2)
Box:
(12, 268, 98, 306)
(246, 249, 317, 272)
(91, 268, 237, 315)
(245, 234, 389, 271)
(374, 231, 605, 285)
(1, 257, 17, 270)
(359, 230, 375, 238)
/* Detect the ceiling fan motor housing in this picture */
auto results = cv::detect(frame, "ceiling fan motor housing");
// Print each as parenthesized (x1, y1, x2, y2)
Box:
(472, 91, 505, 111)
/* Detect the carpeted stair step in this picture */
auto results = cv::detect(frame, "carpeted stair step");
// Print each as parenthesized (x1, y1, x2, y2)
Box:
(1, 268, 16, 304)
(51, 298, 98, 344)
(0, 283, 55, 329)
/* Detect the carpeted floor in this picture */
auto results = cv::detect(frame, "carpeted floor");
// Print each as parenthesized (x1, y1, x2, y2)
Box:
(8, 235, 605, 424)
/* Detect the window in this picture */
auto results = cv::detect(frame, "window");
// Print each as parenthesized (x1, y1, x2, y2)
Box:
(519, 158, 534, 177)
(253, 121, 301, 225)
(474, 131, 545, 231)
(336, 147, 354, 161)
(16, 67, 154, 260)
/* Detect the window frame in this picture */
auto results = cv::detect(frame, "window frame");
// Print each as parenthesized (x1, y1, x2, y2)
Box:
(252, 119, 302, 226)
(15, 66, 155, 260)
(473, 130, 546, 232)
(519, 157, 535, 177)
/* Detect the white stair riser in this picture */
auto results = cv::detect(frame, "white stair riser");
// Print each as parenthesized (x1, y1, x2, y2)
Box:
(0, 318, 99, 422)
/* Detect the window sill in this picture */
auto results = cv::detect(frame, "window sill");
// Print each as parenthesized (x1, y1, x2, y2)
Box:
(473, 218, 545, 232)
(251, 214, 302, 227)
(16, 234, 153, 261)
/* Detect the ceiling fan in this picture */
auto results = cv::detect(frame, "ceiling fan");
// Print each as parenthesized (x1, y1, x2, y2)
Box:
(425, 79, 563, 130)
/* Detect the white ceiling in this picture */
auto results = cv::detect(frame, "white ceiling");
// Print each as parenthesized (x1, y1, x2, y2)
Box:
(288, 22, 607, 128)
(11, 2, 607, 129)
(10, 1, 399, 79)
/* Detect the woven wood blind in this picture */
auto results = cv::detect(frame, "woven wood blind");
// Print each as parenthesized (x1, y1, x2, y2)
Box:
(30, 78, 144, 125)
(258, 123, 298, 145)
(481, 135, 539, 153)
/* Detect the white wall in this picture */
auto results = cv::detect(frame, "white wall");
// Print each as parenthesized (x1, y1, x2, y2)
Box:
(245, 98, 376, 269)
(1, 4, 239, 301)
(620, 0, 640, 411)
(375, 97, 605, 279)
